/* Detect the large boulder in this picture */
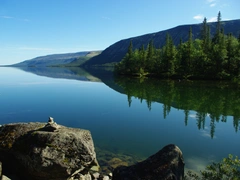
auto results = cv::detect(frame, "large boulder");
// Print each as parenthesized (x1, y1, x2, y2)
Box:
(0, 120, 98, 180)
(113, 144, 184, 180)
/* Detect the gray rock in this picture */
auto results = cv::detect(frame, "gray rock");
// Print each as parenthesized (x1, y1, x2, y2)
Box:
(2, 175, 11, 180)
(102, 176, 109, 180)
(0, 122, 98, 180)
(48, 117, 54, 123)
(43, 122, 59, 132)
(113, 144, 184, 180)
(42, 117, 59, 132)
(108, 173, 112, 178)
(92, 172, 100, 179)
(68, 172, 92, 180)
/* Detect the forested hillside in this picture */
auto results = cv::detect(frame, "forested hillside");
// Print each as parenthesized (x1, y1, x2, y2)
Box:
(83, 17, 240, 67)
(115, 12, 240, 80)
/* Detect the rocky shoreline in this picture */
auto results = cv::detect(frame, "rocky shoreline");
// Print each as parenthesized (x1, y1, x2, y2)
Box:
(0, 118, 184, 180)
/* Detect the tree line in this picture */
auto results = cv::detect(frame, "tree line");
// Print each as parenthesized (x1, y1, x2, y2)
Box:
(114, 12, 240, 80)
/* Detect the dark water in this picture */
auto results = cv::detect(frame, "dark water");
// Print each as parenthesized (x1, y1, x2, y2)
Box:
(0, 67, 240, 173)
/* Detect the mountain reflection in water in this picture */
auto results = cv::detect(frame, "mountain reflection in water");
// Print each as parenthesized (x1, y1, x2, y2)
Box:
(17, 66, 240, 139)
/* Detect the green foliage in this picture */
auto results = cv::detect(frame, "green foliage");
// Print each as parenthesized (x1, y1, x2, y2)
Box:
(185, 154, 240, 180)
(114, 12, 240, 80)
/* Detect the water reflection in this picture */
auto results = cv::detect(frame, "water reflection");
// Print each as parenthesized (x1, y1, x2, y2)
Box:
(113, 77, 240, 138)
(4, 66, 240, 173)
(16, 66, 240, 139)
(15, 66, 240, 138)
(15, 66, 101, 82)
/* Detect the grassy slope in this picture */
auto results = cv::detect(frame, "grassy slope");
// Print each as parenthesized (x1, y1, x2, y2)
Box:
(62, 51, 102, 67)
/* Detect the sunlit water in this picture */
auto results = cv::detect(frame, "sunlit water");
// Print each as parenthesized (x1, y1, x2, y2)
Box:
(0, 67, 239, 173)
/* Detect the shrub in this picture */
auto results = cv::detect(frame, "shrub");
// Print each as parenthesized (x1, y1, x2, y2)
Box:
(185, 154, 240, 180)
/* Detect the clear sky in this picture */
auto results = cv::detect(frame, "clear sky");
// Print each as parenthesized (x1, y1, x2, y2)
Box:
(0, 0, 239, 65)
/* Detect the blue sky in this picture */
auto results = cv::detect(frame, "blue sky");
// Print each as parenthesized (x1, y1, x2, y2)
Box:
(0, 0, 239, 65)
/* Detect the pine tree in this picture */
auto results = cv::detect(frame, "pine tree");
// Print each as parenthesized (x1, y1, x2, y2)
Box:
(139, 44, 146, 68)
(127, 40, 133, 58)
(213, 11, 222, 44)
(146, 40, 155, 72)
(201, 17, 208, 44)
(185, 27, 194, 76)
(162, 33, 176, 75)
(176, 37, 184, 75)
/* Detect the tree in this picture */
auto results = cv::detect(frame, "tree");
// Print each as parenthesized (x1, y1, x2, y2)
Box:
(212, 30, 228, 78)
(127, 40, 133, 58)
(181, 27, 194, 77)
(201, 17, 208, 44)
(162, 33, 176, 76)
(226, 33, 239, 76)
(146, 40, 155, 72)
(176, 37, 184, 75)
(213, 11, 222, 44)
(201, 17, 211, 54)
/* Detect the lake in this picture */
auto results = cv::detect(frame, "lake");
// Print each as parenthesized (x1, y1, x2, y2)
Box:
(0, 67, 240, 174)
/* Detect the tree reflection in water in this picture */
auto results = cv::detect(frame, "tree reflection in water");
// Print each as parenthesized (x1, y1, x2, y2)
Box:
(114, 77, 240, 138)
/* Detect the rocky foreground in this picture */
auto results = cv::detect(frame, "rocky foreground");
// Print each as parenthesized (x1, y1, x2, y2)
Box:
(0, 118, 184, 180)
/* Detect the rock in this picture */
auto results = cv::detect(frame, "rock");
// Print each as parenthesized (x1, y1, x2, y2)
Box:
(102, 176, 109, 180)
(2, 175, 11, 180)
(48, 117, 54, 123)
(0, 122, 98, 180)
(108, 158, 128, 169)
(68, 172, 92, 180)
(42, 117, 59, 132)
(92, 172, 100, 179)
(113, 144, 184, 180)
(108, 172, 112, 178)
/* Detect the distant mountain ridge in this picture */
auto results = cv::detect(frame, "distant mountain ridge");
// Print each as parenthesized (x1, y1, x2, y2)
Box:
(11, 51, 101, 67)
(82, 19, 240, 67)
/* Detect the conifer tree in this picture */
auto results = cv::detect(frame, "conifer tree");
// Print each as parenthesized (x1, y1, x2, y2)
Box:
(201, 17, 208, 44)
(146, 40, 155, 72)
(127, 40, 133, 58)
(185, 27, 194, 76)
(213, 11, 222, 44)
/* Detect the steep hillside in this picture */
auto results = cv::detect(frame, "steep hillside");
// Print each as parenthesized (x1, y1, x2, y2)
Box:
(11, 51, 97, 67)
(82, 19, 240, 66)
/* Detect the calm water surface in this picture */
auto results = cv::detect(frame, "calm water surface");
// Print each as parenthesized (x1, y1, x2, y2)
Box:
(0, 67, 240, 173)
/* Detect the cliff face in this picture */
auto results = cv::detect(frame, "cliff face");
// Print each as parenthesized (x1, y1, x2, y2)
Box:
(83, 19, 240, 66)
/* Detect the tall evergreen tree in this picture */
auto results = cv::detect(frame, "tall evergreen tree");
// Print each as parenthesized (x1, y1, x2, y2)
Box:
(127, 40, 133, 58)
(162, 33, 176, 76)
(146, 40, 155, 72)
(201, 17, 208, 44)
(213, 11, 222, 44)
(185, 27, 194, 76)
(139, 44, 146, 68)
